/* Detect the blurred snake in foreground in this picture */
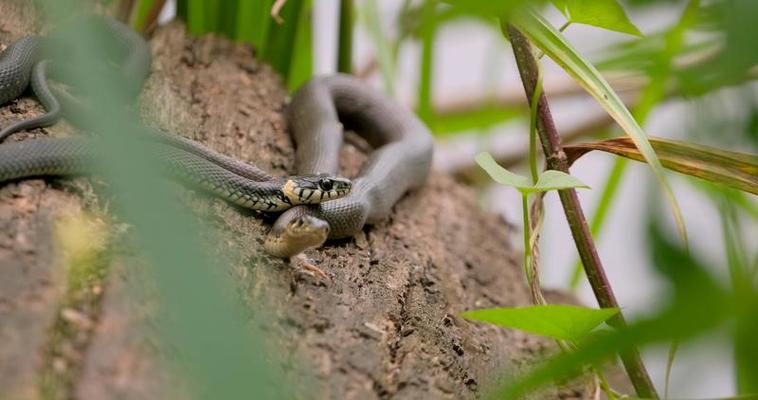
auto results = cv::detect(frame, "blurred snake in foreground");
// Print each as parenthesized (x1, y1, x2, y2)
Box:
(0, 15, 433, 260)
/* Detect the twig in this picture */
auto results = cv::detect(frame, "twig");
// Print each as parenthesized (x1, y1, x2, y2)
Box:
(271, 0, 287, 24)
(504, 23, 659, 399)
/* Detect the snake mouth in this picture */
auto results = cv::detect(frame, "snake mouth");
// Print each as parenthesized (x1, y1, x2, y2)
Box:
(283, 174, 352, 205)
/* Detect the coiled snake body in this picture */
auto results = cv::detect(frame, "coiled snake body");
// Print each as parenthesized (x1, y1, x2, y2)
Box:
(0, 15, 433, 259)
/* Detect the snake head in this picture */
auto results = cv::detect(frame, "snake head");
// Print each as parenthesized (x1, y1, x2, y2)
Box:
(285, 215, 330, 249)
(284, 174, 352, 205)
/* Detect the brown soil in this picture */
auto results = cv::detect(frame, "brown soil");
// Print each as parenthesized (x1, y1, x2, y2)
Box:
(0, 2, 590, 399)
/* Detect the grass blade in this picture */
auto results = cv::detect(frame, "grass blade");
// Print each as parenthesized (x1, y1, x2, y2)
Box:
(236, 0, 274, 49)
(565, 137, 758, 195)
(286, 0, 313, 90)
(187, 0, 207, 34)
(263, 0, 305, 84)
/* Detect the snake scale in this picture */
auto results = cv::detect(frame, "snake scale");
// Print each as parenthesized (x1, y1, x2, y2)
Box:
(0, 14, 433, 258)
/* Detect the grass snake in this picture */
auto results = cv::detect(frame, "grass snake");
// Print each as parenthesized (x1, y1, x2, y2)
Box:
(0, 15, 433, 260)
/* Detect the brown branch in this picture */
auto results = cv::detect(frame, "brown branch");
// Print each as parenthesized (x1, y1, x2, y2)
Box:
(505, 23, 659, 399)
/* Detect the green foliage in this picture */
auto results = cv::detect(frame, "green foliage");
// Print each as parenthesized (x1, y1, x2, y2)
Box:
(512, 10, 688, 247)
(551, 0, 642, 36)
(176, 0, 312, 91)
(490, 219, 739, 398)
(461, 305, 618, 341)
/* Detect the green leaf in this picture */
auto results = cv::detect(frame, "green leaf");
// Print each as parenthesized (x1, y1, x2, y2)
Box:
(513, 11, 688, 246)
(532, 170, 590, 192)
(564, 137, 758, 195)
(475, 152, 531, 190)
(461, 305, 619, 341)
(551, 0, 642, 36)
(475, 153, 590, 193)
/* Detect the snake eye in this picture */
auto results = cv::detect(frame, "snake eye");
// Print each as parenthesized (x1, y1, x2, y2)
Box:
(318, 178, 333, 191)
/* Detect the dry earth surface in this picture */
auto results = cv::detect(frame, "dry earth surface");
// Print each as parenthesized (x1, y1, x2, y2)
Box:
(0, 2, 598, 399)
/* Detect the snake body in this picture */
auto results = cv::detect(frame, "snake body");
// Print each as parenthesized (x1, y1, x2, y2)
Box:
(0, 15, 433, 258)
(0, 16, 152, 141)
(265, 74, 434, 257)
(0, 137, 350, 211)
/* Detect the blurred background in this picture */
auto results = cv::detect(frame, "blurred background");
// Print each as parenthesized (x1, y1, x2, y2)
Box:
(148, 0, 757, 396)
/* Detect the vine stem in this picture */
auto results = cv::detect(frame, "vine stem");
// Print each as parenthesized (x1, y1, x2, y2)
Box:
(504, 23, 659, 399)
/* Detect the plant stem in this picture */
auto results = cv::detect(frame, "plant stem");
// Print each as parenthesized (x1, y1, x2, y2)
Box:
(337, 0, 353, 73)
(521, 193, 532, 286)
(505, 23, 659, 399)
(568, 157, 628, 289)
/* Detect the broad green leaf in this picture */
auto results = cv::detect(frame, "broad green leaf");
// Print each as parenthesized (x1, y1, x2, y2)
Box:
(564, 137, 758, 195)
(461, 305, 619, 341)
(475, 152, 531, 190)
(531, 170, 590, 192)
(513, 11, 688, 246)
(551, 0, 642, 36)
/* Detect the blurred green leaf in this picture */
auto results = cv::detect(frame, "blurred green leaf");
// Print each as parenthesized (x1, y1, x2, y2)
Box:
(677, 0, 758, 96)
(361, 0, 396, 94)
(461, 305, 618, 341)
(443, 0, 543, 19)
(417, 0, 437, 122)
(286, 0, 313, 90)
(513, 11, 688, 246)
(429, 105, 522, 136)
(41, 2, 293, 397)
(263, 0, 309, 88)
(218, 0, 239, 38)
(490, 219, 730, 398)
(565, 137, 758, 195)
(187, 0, 207, 34)
(475, 153, 589, 193)
(176, 0, 187, 19)
(236, 0, 274, 49)
(551, 0, 642, 36)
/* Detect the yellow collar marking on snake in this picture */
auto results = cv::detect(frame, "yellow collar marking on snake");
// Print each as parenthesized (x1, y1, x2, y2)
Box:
(282, 179, 300, 204)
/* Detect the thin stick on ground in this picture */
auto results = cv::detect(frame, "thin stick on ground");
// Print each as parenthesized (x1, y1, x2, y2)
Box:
(504, 23, 659, 399)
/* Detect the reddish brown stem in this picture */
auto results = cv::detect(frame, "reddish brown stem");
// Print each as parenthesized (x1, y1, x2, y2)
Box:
(505, 24, 659, 399)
